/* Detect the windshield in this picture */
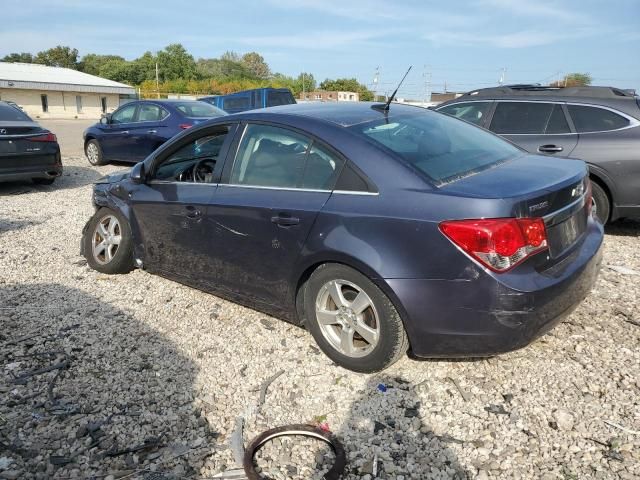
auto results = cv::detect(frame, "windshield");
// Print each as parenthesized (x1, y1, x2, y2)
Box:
(174, 102, 226, 118)
(349, 111, 522, 185)
(0, 103, 32, 122)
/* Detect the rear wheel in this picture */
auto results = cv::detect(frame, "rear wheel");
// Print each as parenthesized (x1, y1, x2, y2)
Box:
(591, 181, 610, 225)
(83, 207, 133, 274)
(32, 177, 55, 185)
(304, 264, 408, 372)
(85, 139, 107, 166)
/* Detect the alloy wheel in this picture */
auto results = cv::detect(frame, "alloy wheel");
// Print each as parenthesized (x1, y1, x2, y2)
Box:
(315, 279, 380, 358)
(92, 215, 121, 264)
(87, 143, 99, 164)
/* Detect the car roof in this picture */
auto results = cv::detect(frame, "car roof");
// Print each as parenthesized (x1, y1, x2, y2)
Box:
(229, 101, 429, 127)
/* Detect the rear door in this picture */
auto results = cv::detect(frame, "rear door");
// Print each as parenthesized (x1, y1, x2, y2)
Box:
(488, 101, 578, 157)
(99, 103, 138, 161)
(128, 103, 169, 161)
(202, 122, 345, 308)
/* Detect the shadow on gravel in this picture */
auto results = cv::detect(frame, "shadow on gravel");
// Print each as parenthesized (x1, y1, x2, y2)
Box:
(0, 219, 40, 238)
(605, 218, 640, 237)
(338, 376, 468, 479)
(0, 283, 213, 479)
(0, 166, 107, 197)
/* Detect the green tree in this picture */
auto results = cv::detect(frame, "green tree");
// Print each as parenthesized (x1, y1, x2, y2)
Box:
(1, 52, 33, 63)
(98, 58, 133, 84)
(130, 51, 157, 84)
(297, 72, 316, 94)
(241, 52, 270, 79)
(156, 44, 197, 81)
(34, 46, 79, 69)
(550, 72, 592, 87)
(320, 77, 373, 101)
(79, 54, 125, 76)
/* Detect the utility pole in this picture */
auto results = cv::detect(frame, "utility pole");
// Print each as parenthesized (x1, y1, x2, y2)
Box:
(423, 65, 432, 106)
(372, 66, 380, 102)
(302, 72, 306, 100)
(499, 67, 507, 86)
(155, 62, 160, 99)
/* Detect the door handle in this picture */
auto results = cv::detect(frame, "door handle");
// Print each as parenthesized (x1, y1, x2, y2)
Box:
(538, 144, 563, 153)
(185, 206, 202, 219)
(147, 129, 157, 134)
(271, 214, 300, 226)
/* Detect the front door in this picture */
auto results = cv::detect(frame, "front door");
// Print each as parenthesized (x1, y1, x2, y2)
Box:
(488, 101, 578, 157)
(100, 103, 138, 161)
(129, 124, 236, 280)
(202, 123, 345, 308)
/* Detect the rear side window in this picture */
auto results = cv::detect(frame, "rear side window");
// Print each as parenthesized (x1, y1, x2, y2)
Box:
(567, 105, 629, 132)
(490, 102, 570, 134)
(174, 102, 225, 118)
(267, 90, 295, 107)
(137, 104, 164, 122)
(351, 112, 521, 185)
(438, 101, 492, 126)
(223, 96, 251, 111)
(301, 143, 345, 190)
(0, 103, 31, 121)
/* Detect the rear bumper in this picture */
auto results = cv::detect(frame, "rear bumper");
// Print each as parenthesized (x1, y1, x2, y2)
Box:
(388, 219, 604, 358)
(0, 153, 62, 182)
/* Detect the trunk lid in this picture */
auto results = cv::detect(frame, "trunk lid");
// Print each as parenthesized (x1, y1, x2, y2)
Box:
(0, 120, 44, 137)
(440, 154, 590, 261)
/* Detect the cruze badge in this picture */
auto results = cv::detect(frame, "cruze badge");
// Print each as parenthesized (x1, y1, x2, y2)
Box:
(529, 200, 549, 212)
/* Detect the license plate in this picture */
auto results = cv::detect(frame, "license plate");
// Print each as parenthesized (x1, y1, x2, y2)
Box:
(0, 140, 17, 154)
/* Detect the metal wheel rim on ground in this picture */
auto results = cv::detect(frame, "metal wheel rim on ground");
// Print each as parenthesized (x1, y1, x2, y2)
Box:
(92, 215, 121, 264)
(315, 279, 380, 358)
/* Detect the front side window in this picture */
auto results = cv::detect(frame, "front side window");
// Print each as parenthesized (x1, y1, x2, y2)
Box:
(153, 127, 230, 182)
(438, 102, 492, 126)
(111, 104, 137, 124)
(350, 111, 521, 185)
(230, 124, 311, 188)
(567, 104, 630, 133)
(490, 102, 570, 134)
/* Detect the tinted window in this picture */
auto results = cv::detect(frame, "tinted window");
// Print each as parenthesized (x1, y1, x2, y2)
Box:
(302, 143, 345, 190)
(137, 104, 164, 122)
(0, 103, 31, 121)
(438, 101, 492, 126)
(154, 128, 230, 182)
(230, 124, 310, 188)
(223, 96, 251, 110)
(490, 102, 560, 134)
(350, 112, 521, 185)
(174, 102, 225, 118)
(545, 104, 570, 134)
(111, 104, 137, 124)
(568, 105, 629, 132)
(267, 90, 295, 107)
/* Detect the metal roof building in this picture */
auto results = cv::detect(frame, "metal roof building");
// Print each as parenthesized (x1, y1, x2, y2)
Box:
(0, 62, 135, 119)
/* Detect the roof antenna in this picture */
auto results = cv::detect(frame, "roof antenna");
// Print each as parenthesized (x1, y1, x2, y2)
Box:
(373, 66, 412, 112)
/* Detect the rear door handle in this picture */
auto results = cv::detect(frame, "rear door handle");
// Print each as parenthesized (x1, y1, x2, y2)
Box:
(538, 144, 563, 153)
(147, 129, 157, 134)
(271, 214, 300, 226)
(185, 206, 202, 219)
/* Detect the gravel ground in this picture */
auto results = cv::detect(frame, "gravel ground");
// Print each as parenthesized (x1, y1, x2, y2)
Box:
(1, 129, 639, 479)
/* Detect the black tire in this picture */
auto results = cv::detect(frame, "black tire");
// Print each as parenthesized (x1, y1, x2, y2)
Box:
(32, 177, 55, 185)
(82, 207, 134, 274)
(85, 139, 107, 166)
(591, 181, 610, 225)
(304, 263, 409, 373)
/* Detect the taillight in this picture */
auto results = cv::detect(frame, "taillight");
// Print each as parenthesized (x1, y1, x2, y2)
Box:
(179, 123, 192, 130)
(439, 217, 548, 272)
(29, 132, 57, 142)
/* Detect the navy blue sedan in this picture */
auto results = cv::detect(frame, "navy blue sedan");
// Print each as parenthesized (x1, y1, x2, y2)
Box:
(80, 102, 603, 372)
(83, 100, 226, 166)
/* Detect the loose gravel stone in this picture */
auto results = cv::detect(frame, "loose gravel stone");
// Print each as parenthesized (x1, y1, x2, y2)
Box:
(1, 123, 639, 479)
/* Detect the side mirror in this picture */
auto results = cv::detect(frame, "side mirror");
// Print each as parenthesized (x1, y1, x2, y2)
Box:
(100, 114, 111, 125)
(130, 162, 145, 184)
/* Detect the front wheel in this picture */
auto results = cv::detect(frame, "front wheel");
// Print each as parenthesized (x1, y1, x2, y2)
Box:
(591, 181, 610, 225)
(82, 207, 134, 274)
(304, 264, 409, 373)
(85, 139, 107, 166)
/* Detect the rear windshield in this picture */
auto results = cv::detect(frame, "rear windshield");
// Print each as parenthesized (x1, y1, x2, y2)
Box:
(174, 102, 226, 118)
(349, 111, 521, 185)
(0, 103, 31, 121)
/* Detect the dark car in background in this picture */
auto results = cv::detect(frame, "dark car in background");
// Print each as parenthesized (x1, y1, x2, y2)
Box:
(0, 101, 62, 185)
(80, 102, 602, 372)
(83, 99, 226, 166)
(436, 85, 640, 224)
(199, 87, 296, 113)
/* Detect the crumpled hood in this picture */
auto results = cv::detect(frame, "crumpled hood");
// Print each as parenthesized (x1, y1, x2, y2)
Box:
(95, 169, 131, 185)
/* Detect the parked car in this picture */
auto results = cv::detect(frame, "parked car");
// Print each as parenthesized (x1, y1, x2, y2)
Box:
(5, 100, 25, 111)
(436, 85, 640, 224)
(0, 101, 62, 185)
(199, 88, 296, 113)
(80, 102, 602, 372)
(83, 99, 226, 166)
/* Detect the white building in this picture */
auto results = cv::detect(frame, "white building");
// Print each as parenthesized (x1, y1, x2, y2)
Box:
(0, 62, 135, 119)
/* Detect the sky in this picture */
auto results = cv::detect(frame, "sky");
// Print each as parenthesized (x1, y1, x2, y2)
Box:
(1, 0, 639, 98)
